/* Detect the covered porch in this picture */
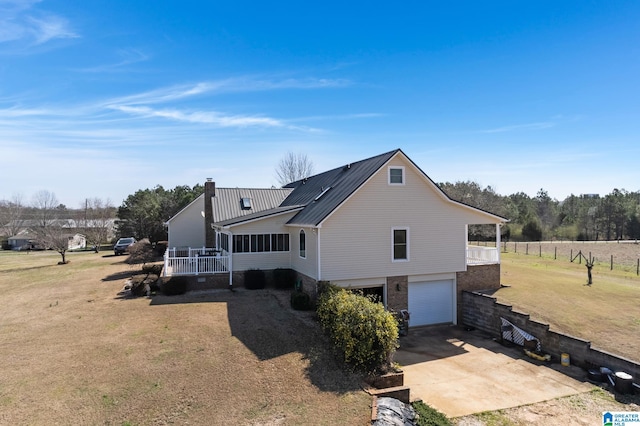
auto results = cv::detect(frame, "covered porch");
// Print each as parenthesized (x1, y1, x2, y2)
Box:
(465, 223, 502, 266)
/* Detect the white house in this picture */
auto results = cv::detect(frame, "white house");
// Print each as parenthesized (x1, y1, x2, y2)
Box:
(165, 149, 508, 326)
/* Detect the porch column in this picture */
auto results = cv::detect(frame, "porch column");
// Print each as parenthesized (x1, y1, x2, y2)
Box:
(228, 231, 233, 288)
(496, 223, 501, 263)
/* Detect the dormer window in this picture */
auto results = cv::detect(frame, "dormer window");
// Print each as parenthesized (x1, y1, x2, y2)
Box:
(240, 197, 252, 210)
(389, 167, 404, 185)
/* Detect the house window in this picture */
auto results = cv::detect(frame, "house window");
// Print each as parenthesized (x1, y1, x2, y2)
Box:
(233, 233, 289, 253)
(392, 228, 409, 261)
(299, 229, 306, 258)
(389, 167, 404, 185)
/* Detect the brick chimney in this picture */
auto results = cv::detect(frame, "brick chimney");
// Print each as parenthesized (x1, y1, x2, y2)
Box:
(204, 179, 215, 247)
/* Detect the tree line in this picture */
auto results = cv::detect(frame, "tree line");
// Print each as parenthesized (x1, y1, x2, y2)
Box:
(440, 181, 640, 241)
(4, 155, 638, 258)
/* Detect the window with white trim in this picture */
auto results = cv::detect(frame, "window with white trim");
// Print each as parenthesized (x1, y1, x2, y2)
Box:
(392, 227, 409, 261)
(233, 233, 290, 253)
(299, 229, 306, 258)
(388, 166, 405, 185)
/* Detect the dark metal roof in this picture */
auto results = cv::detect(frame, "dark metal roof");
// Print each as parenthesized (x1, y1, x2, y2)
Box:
(207, 148, 507, 229)
(282, 149, 400, 226)
(214, 204, 304, 227)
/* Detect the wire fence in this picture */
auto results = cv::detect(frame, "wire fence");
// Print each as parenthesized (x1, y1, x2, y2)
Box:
(470, 240, 640, 275)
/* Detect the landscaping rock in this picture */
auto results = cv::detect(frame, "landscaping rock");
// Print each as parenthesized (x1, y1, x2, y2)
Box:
(373, 397, 416, 426)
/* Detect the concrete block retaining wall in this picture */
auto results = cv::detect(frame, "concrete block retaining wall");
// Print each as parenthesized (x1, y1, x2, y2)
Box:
(462, 291, 640, 380)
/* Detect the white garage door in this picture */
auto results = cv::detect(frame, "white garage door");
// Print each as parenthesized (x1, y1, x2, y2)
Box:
(408, 280, 454, 326)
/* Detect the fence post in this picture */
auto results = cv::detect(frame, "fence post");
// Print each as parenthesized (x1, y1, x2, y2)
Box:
(515, 242, 517, 253)
(570, 249, 573, 262)
(611, 255, 613, 271)
(539, 244, 542, 257)
(526, 243, 529, 255)
(554, 246, 557, 260)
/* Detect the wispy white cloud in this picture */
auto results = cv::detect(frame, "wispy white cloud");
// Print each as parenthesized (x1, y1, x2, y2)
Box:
(289, 112, 384, 122)
(110, 105, 287, 128)
(27, 14, 77, 44)
(104, 76, 350, 106)
(0, 1, 78, 47)
(73, 48, 150, 73)
(477, 121, 555, 134)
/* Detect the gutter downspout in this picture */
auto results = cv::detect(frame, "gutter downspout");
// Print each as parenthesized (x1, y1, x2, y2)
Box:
(317, 227, 321, 281)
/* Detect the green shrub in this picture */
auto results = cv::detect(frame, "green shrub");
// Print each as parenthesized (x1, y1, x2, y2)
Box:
(161, 276, 188, 296)
(290, 291, 313, 310)
(273, 268, 296, 289)
(244, 269, 266, 290)
(412, 400, 452, 426)
(317, 288, 398, 372)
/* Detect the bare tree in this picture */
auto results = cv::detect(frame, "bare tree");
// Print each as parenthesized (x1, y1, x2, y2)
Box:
(30, 191, 71, 262)
(32, 221, 73, 264)
(0, 194, 26, 237)
(78, 198, 115, 252)
(32, 190, 60, 228)
(275, 152, 315, 186)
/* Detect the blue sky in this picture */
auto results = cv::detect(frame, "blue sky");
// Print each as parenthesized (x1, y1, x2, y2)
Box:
(1, 1, 639, 208)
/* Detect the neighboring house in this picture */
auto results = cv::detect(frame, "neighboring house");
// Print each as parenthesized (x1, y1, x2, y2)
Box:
(7, 230, 86, 250)
(165, 149, 508, 326)
(7, 230, 38, 250)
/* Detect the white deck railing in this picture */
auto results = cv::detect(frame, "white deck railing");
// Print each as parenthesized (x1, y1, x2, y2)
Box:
(163, 247, 230, 276)
(466, 246, 500, 265)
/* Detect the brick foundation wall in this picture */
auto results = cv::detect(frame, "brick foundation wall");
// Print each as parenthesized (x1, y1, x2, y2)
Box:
(296, 272, 319, 299)
(462, 291, 640, 380)
(456, 264, 500, 323)
(386, 276, 408, 312)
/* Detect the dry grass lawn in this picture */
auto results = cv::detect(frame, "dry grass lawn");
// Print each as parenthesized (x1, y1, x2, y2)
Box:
(496, 243, 640, 362)
(0, 251, 371, 425)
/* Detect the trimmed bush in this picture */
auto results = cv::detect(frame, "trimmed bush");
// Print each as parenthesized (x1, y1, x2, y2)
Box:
(244, 269, 266, 290)
(273, 268, 296, 289)
(142, 264, 163, 276)
(317, 288, 398, 372)
(290, 291, 313, 310)
(161, 276, 188, 296)
(412, 400, 452, 426)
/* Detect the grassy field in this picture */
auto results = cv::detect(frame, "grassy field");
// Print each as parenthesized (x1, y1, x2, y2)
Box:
(496, 243, 640, 362)
(0, 250, 370, 425)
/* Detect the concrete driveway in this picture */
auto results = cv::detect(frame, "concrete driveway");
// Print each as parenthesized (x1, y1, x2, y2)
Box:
(394, 325, 594, 418)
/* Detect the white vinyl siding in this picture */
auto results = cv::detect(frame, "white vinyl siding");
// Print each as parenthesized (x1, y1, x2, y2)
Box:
(290, 226, 318, 279)
(167, 195, 205, 249)
(319, 155, 499, 282)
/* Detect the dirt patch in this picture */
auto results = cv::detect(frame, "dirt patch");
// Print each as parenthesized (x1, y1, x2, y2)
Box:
(0, 251, 370, 425)
(455, 387, 639, 425)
